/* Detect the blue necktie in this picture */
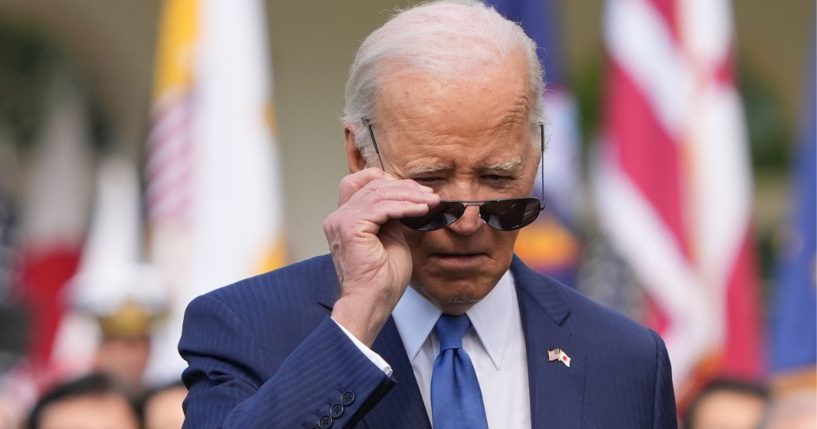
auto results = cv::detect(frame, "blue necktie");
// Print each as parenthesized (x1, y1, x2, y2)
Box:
(431, 314, 489, 429)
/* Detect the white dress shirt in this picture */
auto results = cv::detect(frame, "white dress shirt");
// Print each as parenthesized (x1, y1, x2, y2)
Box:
(335, 270, 531, 428)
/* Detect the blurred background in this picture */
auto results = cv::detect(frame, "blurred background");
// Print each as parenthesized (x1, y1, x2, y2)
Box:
(0, 0, 813, 427)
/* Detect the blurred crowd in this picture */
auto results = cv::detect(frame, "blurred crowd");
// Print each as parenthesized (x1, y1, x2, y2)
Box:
(24, 374, 184, 429)
(684, 378, 816, 429)
(0, 300, 185, 429)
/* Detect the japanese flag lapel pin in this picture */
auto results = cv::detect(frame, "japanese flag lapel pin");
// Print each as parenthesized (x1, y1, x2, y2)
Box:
(547, 348, 571, 368)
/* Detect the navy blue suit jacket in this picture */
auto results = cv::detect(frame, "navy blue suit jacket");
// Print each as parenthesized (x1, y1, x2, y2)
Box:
(179, 254, 677, 428)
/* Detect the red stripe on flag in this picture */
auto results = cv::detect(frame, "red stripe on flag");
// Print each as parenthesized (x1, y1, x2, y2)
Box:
(642, 293, 671, 335)
(714, 48, 737, 87)
(146, 115, 193, 161)
(145, 101, 195, 225)
(650, 0, 680, 41)
(722, 229, 764, 378)
(604, 59, 690, 257)
(18, 247, 82, 365)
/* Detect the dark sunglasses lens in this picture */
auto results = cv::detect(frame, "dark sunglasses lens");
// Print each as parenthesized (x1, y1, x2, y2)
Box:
(401, 201, 466, 231)
(481, 198, 542, 231)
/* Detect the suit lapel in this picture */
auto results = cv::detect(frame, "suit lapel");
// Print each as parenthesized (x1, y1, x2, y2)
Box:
(512, 257, 585, 429)
(362, 317, 432, 429)
(315, 255, 340, 310)
(314, 258, 430, 429)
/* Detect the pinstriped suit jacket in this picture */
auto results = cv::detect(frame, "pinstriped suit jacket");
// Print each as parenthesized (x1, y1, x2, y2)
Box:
(179, 254, 677, 428)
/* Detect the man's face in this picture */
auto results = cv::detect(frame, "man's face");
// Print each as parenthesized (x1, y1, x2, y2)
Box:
(95, 336, 151, 389)
(39, 393, 139, 429)
(143, 386, 187, 429)
(371, 50, 539, 314)
(690, 390, 768, 429)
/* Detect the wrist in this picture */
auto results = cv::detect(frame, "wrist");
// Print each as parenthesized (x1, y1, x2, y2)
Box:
(331, 295, 394, 347)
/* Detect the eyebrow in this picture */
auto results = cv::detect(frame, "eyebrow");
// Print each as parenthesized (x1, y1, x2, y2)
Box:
(402, 157, 523, 177)
(481, 157, 523, 172)
(403, 163, 450, 176)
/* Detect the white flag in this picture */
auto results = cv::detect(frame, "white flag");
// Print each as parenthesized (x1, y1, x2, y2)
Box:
(145, 0, 287, 383)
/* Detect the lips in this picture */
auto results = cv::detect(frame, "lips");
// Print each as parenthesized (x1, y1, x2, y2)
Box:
(432, 252, 485, 257)
(430, 250, 489, 258)
(428, 252, 490, 270)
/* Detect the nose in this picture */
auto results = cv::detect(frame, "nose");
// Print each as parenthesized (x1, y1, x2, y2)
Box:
(447, 204, 483, 235)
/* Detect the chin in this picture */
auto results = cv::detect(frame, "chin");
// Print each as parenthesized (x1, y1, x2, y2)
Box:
(412, 276, 497, 313)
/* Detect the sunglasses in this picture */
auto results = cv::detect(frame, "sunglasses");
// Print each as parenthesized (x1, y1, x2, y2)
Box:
(363, 120, 546, 232)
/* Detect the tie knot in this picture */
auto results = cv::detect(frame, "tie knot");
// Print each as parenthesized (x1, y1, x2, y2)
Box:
(435, 314, 471, 351)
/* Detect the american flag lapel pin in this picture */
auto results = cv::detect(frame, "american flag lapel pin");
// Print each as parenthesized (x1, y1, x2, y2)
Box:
(548, 348, 571, 368)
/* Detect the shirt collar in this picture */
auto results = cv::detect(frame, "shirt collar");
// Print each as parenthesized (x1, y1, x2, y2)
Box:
(392, 270, 515, 370)
(392, 285, 440, 363)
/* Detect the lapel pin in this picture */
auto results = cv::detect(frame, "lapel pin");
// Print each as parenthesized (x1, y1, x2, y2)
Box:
(548, 348, 571, 367)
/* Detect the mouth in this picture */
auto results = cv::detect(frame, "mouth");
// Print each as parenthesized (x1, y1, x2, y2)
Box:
(428, 252, 490, 269)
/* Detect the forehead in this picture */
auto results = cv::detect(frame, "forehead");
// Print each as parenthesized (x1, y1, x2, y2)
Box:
(372, 50, 532, 162)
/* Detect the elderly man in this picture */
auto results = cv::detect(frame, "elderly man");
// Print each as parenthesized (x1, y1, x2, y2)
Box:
(179, 1, 677, 428)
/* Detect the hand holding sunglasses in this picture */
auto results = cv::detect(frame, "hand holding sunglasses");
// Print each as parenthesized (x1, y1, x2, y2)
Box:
(364, 120, 546, 232)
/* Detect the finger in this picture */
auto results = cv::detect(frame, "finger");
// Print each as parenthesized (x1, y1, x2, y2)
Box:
(326, 200, 435, 238)
(341, 179, 434, 209)
(338, 169, 433, 205)
(347, 180, 437, 209)
(364, 200, 436, 226)
(337, 168, 385, 204)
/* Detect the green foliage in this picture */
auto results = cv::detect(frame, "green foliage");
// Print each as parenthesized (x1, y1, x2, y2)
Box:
(738, 60, 793, 176)
(0, 23, 56, 147)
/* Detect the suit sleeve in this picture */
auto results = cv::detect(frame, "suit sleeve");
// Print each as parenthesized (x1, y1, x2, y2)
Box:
(179, 294, 395, 429)
(649, 330, 678, 428)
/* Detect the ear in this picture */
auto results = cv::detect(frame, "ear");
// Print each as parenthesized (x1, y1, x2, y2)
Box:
(344, 126, 368, 173)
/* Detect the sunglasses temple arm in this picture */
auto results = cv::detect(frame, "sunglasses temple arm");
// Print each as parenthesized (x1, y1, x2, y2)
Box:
(539, 123, 545, 209)
(363, 119, 386, 170)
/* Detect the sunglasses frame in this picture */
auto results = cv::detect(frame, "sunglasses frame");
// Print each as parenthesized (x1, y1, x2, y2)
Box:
(362, 119, 546, 232)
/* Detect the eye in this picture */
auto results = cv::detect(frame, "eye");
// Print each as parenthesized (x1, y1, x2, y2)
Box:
(413, 177, 445, 186)
(483, 174, 512, 183)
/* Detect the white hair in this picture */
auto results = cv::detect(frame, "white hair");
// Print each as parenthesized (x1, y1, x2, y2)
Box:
(342, 0, 546, 162)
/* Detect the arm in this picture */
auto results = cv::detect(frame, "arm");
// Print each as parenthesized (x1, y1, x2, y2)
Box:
(181, 167, 437, 428)
(180, 294, 394, 429)
(650, 330, 678, 428)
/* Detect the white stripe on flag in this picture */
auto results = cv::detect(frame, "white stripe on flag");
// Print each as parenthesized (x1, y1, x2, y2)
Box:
(593, 141, 719, 385)
(604, 0, 691, 139)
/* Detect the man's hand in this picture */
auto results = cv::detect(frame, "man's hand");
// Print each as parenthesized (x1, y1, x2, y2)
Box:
(324, 168, 439, 346)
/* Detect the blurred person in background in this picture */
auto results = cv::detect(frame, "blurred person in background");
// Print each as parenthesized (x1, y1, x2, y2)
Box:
(92, 299, 156, 393)
(66, 155, 167, 394)
(683, 378, 770, 429)
(24, 372, 140, 429)
(142, 381, 186, 429)
(763, 389, 817, 429)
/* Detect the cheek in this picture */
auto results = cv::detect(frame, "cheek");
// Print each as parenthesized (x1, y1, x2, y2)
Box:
(493, 231, 520, 259)
(403, 228, 437, 258)
(502, 229, 519, 244)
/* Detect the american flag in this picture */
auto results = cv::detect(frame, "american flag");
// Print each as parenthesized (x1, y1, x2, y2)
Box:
(594, 0, 763, 396)
(145, 93, 194, 229)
